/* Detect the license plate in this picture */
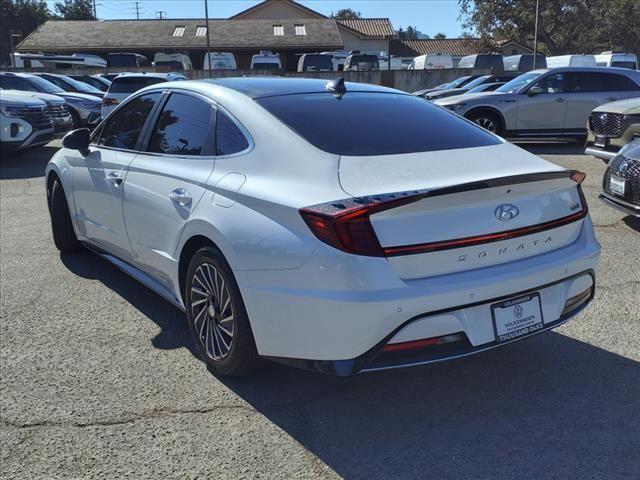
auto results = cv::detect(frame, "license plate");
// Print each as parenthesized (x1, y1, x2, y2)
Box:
(594, 136, 608, 148)
(492, 293, 544, 344)
(608, 175, 626, 196)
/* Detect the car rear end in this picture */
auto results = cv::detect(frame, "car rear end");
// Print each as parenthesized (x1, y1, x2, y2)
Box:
(237, 88, 600, 376)
(102, 75, 167, 117)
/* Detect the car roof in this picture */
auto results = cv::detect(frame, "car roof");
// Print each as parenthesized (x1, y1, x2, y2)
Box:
(202, 77, 400, 99)
(113, 72, 185, 80)
(532, 66, 640, 76)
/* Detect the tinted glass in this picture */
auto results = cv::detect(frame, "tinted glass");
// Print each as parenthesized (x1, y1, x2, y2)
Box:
(110, 77, 167, 94)
(108, 54, 137, 67)
(98, 93, 160, 150)
(155, 61, 183, 70)
(25, 75, 65, 94)
(535, 73, 565, 93)
(461, 75, 491, 90)
(611, 61, 637, 69)
(448, 76, 471, 88)
(216, 111, 249, 156)
(257, 92, 500, 156)
(252, 62, 280, 70)
(60, 75, 102, 93)
(567, 72, 639, 92)
(302, 55, 333, 71)
(148, 93, 212, 156)
(0, 76, 32, 90)
(39, 75, 68, 90)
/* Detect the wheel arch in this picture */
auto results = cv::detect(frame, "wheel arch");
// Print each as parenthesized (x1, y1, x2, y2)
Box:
(464, 106, 506, 133)
(177, 233, 226, 305)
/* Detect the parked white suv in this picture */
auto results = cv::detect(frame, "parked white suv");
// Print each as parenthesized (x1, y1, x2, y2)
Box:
(435, 67, 640, 138)
(47, 78, 600, 376)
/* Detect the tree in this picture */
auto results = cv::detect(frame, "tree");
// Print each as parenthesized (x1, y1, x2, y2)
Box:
(458, 0, 640, 55)
(433, 32, 447, 39)
(54, 0, 94, 20)
(1, 0, 55, 66)
(330, 8, 361, 19)
(396, 25, 420, 40)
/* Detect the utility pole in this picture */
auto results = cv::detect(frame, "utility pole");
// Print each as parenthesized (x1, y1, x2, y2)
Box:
(532, 0, 540, 69)
(92, 0, 97, 19)
(134, 1, 140, 20)
(204, 0, 212, 75)
(156, 11, 166, 20)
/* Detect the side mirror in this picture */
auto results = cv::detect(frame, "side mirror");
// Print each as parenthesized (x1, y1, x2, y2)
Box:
(62, 128, 90, 155)
(527, 86, 544, 97)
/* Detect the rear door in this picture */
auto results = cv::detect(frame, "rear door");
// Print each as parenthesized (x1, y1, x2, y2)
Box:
(122, 91, 216, 287)
(516, 72, 568, 131)
(564, 72, 640, 129)
(72, 92, 162, 261)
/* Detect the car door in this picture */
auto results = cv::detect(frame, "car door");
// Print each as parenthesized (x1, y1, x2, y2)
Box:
(72, 92, 162, 261)
(122, 91, 216, 287)
(564, 72, 640, 130)
(516, 72, 568, 131)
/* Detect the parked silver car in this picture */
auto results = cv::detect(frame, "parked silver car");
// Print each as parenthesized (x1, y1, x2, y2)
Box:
(435, 67, 640, 138)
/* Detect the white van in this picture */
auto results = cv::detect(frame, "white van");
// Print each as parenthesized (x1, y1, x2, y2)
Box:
(546, 55, 597, 68)
(408, 54, 454, 70)
(153, 52, 193, 71)
(594, 51, 638, 70)
(250, 50, 282, 70)
(203, 52, 237, 70)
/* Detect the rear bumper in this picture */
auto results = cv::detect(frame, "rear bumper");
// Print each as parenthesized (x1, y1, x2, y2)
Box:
(237, 216, 600, 372)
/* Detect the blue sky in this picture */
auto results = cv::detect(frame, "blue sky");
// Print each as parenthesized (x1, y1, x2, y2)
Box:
(45, 0, 467, 38)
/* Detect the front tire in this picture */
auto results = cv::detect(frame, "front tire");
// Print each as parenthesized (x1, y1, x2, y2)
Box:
(467, 110, 503, 136)
(49, 177, 81, 253)
(185, 247, 261, 376)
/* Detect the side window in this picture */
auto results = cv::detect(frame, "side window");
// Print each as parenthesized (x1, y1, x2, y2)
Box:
(535, 73, 565, 93)
(42, 76, 64, 89)
(606, 74, 640, 91)
(0, 76, 31, 90)
(98, 93, 160, 150)
(216, 111, 249, 156)
(147, 93, 212, 156)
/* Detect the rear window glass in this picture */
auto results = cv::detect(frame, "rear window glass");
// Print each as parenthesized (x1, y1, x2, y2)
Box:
(302, 55, 333, 71)
(110, 77, 166, 94)
(108, 54, 137, 67)
(252, 62, 279, 70)
(256, 92, 501, 156)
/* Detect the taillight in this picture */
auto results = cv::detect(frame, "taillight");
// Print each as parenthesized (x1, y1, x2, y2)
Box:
(569, 170, 586, 184)
(102, 97, 119, 107)
(299, 194, 421, 257)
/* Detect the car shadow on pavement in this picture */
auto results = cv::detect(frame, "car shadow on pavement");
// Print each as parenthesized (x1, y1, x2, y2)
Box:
(0, 146, 58, 180)
(516, 141, 586, 156)
(59, 251, 198, 357)
(220, 332, 640, 480)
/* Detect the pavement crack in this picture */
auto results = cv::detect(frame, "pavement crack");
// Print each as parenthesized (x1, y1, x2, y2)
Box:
(1, 405, 253, 430)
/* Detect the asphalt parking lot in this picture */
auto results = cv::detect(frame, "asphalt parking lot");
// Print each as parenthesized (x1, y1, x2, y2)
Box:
(1, 140, 639, 480)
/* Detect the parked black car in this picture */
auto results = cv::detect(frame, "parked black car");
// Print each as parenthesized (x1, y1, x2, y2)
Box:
(601, 139, 640, 218)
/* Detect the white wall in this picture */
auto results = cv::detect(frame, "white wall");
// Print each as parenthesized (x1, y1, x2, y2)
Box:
(338, 27, 389, 54)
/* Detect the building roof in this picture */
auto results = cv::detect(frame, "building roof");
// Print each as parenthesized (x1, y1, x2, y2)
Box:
(336, 18, 395, 39)
(17, 19, 343, 52)
(391, 38, 500, 57)
(230, 0, 326, 19)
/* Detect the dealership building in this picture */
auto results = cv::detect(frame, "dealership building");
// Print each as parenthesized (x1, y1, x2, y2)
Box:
(16, 0, 514, 70)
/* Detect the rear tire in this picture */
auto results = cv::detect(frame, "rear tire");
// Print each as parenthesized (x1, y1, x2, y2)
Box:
(467, 110, 503, 136)
(50, 177, 81, 253)
(185, 247, 261, 377)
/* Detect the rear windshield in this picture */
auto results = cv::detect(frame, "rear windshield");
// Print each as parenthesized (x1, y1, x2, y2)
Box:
(252, 62, 279, 70)
(110, 77, 166, 93)
(302, 55, 333, 71)
(155, 61, 183, 70)
(611, 61, 637, 69)
(256, 92, 500, 156)
(108, 54, 141, 67)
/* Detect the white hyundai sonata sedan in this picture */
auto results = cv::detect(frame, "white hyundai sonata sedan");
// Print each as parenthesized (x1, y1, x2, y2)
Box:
(46, 77, 600, 376)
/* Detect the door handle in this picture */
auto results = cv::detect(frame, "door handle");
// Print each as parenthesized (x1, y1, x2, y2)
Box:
(606, 97, 618, 102)
(170, 188, 192, 207)
(108, 171, 123, 185)
(554, 97, 566, 103)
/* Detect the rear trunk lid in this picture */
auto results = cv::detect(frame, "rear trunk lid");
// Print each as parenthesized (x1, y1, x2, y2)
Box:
(339, 143, 586, 279)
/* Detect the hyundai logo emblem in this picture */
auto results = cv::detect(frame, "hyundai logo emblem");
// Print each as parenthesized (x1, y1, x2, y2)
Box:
(495, 204, 520, 221)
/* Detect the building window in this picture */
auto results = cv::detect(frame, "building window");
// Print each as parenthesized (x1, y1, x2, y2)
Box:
(195, 26, 207, 37)
(172, 26, 185, 37)
(273, 25, 284, 36)
(295, 24, 306, 36)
